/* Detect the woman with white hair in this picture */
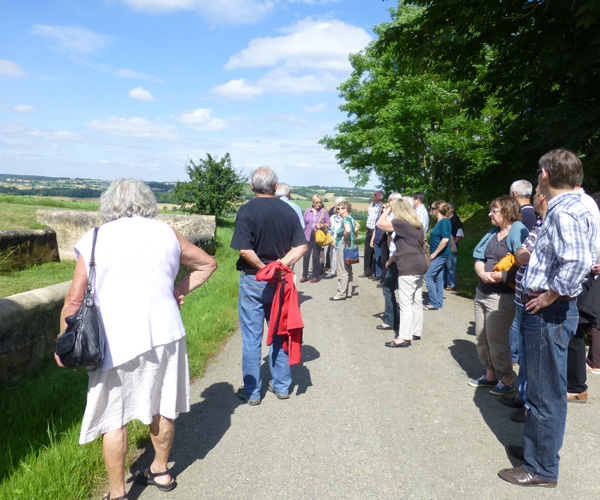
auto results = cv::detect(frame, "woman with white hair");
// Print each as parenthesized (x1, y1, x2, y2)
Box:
(56, 179, 218, 500)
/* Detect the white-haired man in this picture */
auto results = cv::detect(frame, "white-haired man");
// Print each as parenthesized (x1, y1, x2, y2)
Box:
(510, 179, 536, 230)
(230, 167, 307, 405)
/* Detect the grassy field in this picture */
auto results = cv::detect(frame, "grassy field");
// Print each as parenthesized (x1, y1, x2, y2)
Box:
(0, 198, 241, 500)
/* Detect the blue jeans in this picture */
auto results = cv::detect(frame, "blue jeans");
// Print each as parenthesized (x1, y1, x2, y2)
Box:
(382, 263, 398, 327)
(374, 240, 383, 278)
(444, 251, 457, 288)
(513, 304, 527, 405)
(424, 255, 447, 309)
(522, 300, 578, 482)
(238, 274, 291, 401)
(508, 308, 521, 363)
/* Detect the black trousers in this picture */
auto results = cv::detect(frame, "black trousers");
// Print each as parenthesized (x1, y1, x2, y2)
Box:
(363, 229, 375, 275)
(566, 325, 588, 394)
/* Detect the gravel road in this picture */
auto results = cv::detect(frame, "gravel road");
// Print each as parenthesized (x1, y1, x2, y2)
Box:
(128, 267, 600, 500)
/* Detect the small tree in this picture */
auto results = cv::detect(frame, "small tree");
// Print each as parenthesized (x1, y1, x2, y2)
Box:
(170, 153, 247, 216)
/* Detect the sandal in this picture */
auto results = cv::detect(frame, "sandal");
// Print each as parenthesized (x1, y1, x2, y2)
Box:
(101, 495, 128, 500)
(133, 468, 177, 492)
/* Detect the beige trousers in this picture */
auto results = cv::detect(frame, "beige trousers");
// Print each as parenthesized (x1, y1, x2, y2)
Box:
(335, 246, 354, 298)
(473, 288, 516, 377)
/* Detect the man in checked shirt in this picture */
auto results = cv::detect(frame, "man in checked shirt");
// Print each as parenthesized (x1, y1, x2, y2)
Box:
(498, 149, 597, 488)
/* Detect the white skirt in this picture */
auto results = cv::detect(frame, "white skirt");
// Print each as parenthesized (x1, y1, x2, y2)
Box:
(79, 337, 190, 444)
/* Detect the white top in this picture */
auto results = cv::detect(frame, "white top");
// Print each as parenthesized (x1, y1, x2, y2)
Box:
(415, 204, 430, 233)
(75, 216, 186, 370)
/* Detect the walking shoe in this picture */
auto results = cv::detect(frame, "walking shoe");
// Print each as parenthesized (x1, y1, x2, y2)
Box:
(236, 386, 261, 406)
(510, 407, 527, 423)
(299, 277, 308, 283)
(412, 335, 421, 340)
(490, 381, 515, 396)
(468, 374, 498, 388)
(310, 277, 320, 283)
(567, 390, 587, 403)
(586, 363, 600, 375)
(326, 272, 336, 278)
(267, 381, 290, 399)
(498, 466, 557, 488)
(498, 396, 524, 408)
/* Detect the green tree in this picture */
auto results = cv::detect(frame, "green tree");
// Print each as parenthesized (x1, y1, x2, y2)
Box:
(379, 0, 600, 191)
(170, 153, 247, 216)
(320, 4, 494, 200)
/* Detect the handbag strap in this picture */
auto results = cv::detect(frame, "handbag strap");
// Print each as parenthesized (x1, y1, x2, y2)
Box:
(85, 227, 99, 306)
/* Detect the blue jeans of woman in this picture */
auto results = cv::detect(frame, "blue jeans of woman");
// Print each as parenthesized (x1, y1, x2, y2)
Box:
(424, 255, 447, 309)
(238, 273, 291, 401)
(522, 300, 578, 482)
(382, 263, 398, 328)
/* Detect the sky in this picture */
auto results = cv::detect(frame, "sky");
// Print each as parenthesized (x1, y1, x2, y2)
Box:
(0, 0, 396, 188)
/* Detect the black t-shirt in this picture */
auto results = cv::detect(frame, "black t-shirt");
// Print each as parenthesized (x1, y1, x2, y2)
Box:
(230, 197, 306, 271)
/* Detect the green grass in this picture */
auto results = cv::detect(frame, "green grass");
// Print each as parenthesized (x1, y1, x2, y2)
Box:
(0, 261, 77, 298)
(0, 217, 240, 500)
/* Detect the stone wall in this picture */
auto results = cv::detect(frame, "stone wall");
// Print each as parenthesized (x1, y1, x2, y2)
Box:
(0, 229, 59, 271)
(37, 209, 217, 259)
(0, 282, 71, 381)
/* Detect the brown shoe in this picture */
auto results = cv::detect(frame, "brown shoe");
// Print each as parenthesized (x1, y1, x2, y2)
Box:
(567, 390, 587, 403)
(498, 466, 557, 488)
(510, 407, 527, 423)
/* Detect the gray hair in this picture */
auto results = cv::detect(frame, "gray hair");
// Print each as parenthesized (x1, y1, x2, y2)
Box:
(335, 196, 346, 204)
(100, 178, 158, 220)
(275, 182, 290, 198)
(509, 179, 532, 198)
(388, 192, 402, 201)
(251, 167, 278, 195)
(403, 196, 415, 207)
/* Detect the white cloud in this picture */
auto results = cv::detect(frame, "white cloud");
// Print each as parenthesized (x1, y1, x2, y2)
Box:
(0, 59, 26, 77)
(120, 0, 275, 25)
(129, 87, 156, 101)
(85, 116, 178, 139)
(301, 103, 327, 113)
(213, 68, 341, 100)
(176, 108, 226, 130)
(116, 68, 163, 82)
(31, 25, 112, 59)
(225, 18, 371, 72)
(13, 105, 36, 113)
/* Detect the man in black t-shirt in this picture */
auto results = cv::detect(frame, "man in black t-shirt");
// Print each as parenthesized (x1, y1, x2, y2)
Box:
(230, 167, 307, 405)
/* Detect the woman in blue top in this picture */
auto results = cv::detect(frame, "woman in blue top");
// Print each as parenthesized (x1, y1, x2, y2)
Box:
(424, 200, 452, 310)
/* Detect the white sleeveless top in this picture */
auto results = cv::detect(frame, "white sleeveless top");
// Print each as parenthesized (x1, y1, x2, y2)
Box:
(74, 216, 186, 370)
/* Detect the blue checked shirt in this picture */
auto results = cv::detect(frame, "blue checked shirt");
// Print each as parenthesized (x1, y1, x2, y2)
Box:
(366, 201, 382, 229)
(522, 191, 597, 298)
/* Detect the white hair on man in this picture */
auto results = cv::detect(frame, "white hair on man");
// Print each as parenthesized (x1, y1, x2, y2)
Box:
(251, 167, 278, 195)
(510, 179, 533, 199)
(335, 196, 346, 204)
(388, 192, 402, 201)
(275, 183, 291, 198)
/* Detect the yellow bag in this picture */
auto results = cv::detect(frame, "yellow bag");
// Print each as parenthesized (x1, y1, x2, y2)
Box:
(494, 253, 517, 289)
(315, 228, 332, 247)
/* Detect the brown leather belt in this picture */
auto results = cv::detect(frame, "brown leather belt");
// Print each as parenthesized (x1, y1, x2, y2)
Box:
(521, 292, 575, 306)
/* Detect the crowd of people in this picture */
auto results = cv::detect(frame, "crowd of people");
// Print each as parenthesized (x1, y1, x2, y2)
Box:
(56, 148, 599, 498)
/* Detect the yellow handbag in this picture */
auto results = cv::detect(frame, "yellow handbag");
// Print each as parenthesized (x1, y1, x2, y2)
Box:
(314, 210, 332, 246)
(494, 253, 517, 289)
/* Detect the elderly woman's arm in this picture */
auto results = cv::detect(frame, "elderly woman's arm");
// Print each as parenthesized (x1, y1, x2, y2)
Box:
(173, 229, 218, 307)
(376, 206, 394, 232)
(55, 257, 89, 367)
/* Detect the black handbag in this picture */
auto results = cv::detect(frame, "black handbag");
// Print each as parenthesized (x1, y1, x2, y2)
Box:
(56, 227, 105, 371)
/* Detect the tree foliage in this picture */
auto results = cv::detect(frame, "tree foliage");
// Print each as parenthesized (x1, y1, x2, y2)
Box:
(170, 153, 247, 216)
(320, 4, 495, 200)
(378, 0, 600, 192)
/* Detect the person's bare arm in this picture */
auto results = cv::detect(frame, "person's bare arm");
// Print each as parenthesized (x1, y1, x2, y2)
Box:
(173, 229, 218, 307)
(515, 247, 531, 266)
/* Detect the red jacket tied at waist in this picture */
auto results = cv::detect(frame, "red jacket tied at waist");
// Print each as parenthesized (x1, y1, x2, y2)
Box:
(256, 261, 303, 365)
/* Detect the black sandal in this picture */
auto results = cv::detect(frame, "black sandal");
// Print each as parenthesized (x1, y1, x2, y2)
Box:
(101, 494, 128, 500)
(133, 468, 177, 492)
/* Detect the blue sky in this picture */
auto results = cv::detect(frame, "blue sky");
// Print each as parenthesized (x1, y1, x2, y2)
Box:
(0, 0, 395, 188)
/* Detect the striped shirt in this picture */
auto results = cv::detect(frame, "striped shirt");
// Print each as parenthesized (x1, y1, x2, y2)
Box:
(366, 201, 382, 229)
(522, 192, 596, 298)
